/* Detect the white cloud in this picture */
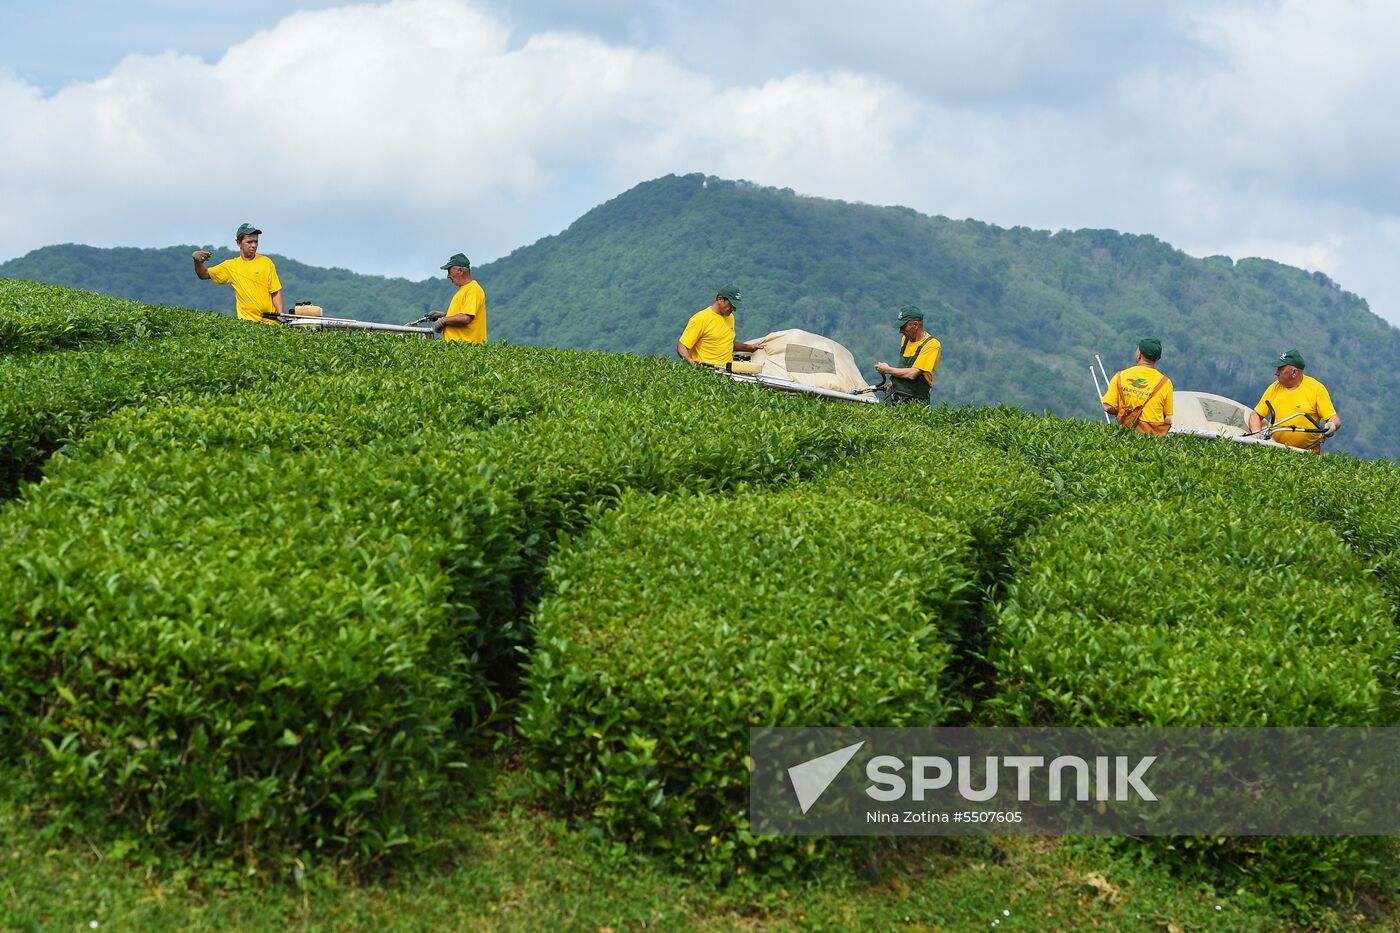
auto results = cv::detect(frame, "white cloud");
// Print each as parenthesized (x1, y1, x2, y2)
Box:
(0, 0, 914, 278)
(1214, 236, 1344, 276)
(2, 0, 1400, 328)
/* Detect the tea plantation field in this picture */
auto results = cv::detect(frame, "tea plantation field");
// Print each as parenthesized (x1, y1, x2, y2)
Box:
(3, 279, 1399, 930)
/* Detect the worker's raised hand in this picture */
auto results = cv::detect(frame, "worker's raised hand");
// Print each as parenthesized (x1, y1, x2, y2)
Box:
(191, 250, 212, 263)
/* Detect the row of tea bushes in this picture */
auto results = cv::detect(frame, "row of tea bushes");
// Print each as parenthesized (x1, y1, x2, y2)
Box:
(807, 422, 1051, 584)
(238, 348, 873, 660)
(518, 423, 1062, 873)
(0, 439, 519, 860)
(0, 310, 623, 496)
(0, 279, 172, 352)
(868, 409, 1400, 903)
(942, 405, 1400, 624)
(1310, 456, 1400, 617)
(974, 429, 1400, 904)
(519, 488, 977, 874)
(0, 311, 399, 495)
(0, 331, 880, 862)
(986, 498, 1400, 727)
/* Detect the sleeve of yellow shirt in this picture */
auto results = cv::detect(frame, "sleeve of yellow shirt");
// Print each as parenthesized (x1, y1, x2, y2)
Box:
(1313, 382, 1337, 421)
(678, 310, 706, 349)
(458, 284, 485, 318)
(207, 260, 232, 286)
(914, 340, 941, 384)
(1102, 374, 1122, 408)
(267, 260, 282, 293)
(1162, 380, 1174, 418)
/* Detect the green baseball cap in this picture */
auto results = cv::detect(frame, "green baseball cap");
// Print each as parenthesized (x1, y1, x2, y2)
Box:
(1271, 348, 1306, 370)
(716, 285, 743, 307)
(235, 223, 261, 240)
(1137, 336, 1162, 361)
(896, 305, 924, 328)
(440, 253, 471, 270)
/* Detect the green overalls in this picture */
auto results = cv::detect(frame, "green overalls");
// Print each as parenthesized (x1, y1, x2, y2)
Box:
(887, 336, 934, 404)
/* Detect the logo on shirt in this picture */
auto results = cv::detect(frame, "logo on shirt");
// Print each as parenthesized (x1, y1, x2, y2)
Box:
(1127, 377, 1149, 389)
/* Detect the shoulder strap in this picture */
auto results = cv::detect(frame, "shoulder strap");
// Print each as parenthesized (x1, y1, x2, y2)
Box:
(1117, 372, 1168, 429)
(906, 336, 933, 358)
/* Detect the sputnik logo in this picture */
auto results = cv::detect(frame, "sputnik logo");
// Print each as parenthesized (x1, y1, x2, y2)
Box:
(787, 741, 866, 814)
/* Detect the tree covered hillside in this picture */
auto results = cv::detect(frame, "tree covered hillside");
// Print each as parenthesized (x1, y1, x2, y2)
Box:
(4, 174, 1397, 460)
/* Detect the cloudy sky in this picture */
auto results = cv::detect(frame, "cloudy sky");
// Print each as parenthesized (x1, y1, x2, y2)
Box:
(5, 0, 1400, 327)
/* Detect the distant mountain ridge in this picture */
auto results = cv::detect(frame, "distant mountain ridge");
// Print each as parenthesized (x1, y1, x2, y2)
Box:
(4, 174, 1398, 461)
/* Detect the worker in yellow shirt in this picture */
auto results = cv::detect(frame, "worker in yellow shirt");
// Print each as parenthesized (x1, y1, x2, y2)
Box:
(875, 305, 941, 405)
(192, 223, 283, 324)
(676, 285, 764, 366)
(1247, 348, 1340, 453)
(1101, 336, 1173, 434)
(426, 253, 487, 344)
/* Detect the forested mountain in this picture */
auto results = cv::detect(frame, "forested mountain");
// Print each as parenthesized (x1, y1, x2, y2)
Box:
(5, 173, 1398, 461)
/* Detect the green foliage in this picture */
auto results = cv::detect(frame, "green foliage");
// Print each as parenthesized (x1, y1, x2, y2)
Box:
(2, 280, 1400, 915)
(1310, 455, 1400, 616)
(960, 408, 1400, 910)
(810, 419, 1051, 579)
(0, 279, 166, 351)
(986, 500, 1399, 726)
(520, 489, 976, 875)
(0, 424, 526, 862)
(0, 288, 875, 864)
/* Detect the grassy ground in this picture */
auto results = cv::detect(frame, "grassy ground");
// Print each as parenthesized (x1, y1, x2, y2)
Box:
(4, 761, 1391, 932)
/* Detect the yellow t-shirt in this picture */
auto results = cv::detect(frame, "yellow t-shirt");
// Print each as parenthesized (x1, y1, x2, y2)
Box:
(208, 255, 281, 324)
(907, 335, 942, 386)
(679, 306, 736, 366)
(1255, 375, 1336, 450)
(443, 280, 487, 344)
(1102, 366, 1174, 423)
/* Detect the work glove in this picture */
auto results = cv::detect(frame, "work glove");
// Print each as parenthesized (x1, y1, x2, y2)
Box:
(433, 319, 446, 333)
(192, 250, 212, 262)
(1324, 420, 1339, 437)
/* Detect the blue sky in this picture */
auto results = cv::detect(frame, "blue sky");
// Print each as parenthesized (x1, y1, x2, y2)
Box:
(5, 0, 1400, 328)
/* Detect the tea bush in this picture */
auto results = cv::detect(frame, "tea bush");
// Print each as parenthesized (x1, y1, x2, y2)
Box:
(1311, 456, 1400, 617)
(983, 490, 1400, 909)
(5, 281, 1399, 898)
(0, 279, 168, 352)
(520, 488, 977, 872)
(987, 498, 1398, 726)
(809, 422, 1051, 574)
(0, 316, 879, 862)
(0, 433, 524, 860)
